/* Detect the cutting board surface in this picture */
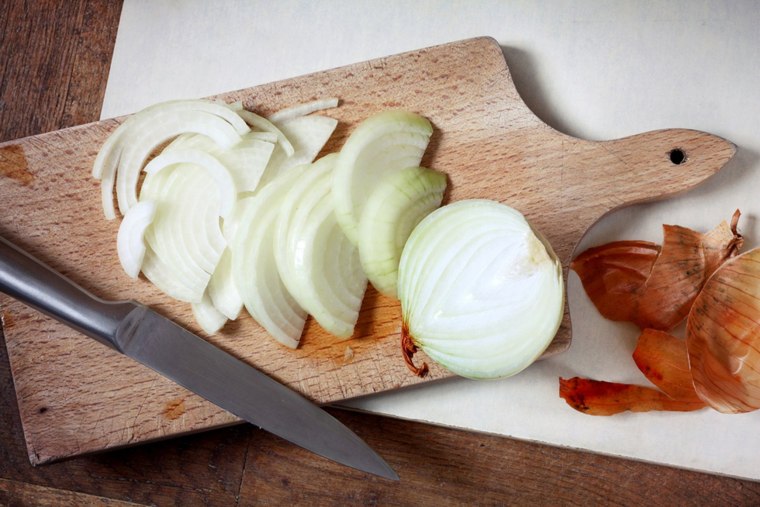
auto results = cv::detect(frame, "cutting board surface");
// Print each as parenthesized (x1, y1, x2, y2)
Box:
(0, 37, 734, 464)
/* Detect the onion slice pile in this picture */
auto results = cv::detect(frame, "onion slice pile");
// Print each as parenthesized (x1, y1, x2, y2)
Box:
(231, 170, 309, 348)
(102, 98, 338, 337)
(275, 154, 367, 338)
(397, 200, 564, 379)
(94, 100, 250, 219)
(357, 166, 447, 299)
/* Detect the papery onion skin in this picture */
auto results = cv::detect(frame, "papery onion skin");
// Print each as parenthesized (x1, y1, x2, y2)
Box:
(572, 212, 742, 332)
(559, 377, 706, 415)
(632, 328, 705, 404)
(397, 199, 564, 380)
(687, 247, 760, 413)
(570, 240, 660, 322)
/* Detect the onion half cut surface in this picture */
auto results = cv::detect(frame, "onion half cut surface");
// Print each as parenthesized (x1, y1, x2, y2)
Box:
(397, 199, 564, 379)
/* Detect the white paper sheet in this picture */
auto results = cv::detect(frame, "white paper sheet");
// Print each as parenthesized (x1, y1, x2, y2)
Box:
(103, 0, 760, 480)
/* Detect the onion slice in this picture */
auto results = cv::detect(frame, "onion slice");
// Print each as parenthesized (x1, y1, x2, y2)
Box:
(207, 248, 243, 320)
(231, 170, 309, 348)
(258, 115, 338, 187)
(236, 109, 295, 157)
(275, 154, 367, 338)
(397, 199, 564, 379)
(268, 97, 339, 123)
(192, 291, 229, 335)
(358, 166, 447, 299)
(143, 148, 237, 219)
(116, 201, 156, 279)
(166, 131, 276, 193)
(333, 110, 433, 244)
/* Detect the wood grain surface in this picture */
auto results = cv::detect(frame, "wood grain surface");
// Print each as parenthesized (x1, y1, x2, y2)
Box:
(2, 1, 760, 505)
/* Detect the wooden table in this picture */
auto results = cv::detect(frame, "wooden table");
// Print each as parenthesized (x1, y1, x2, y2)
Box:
(1, 2, 759, 505)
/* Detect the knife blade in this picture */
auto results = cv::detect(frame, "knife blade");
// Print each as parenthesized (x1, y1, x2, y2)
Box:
(0, 235, 398, 480)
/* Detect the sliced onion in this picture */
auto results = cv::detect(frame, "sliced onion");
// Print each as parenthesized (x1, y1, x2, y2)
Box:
(94, 100, 250, 219)
(166, 131, 276, 193)
(192, 291, 228, 335)
(116, 200, 156, 279)
(231, 169, 309, 348)
(207, 248, 243, 320)
(358, 166, 446, 299)
(268, 97, 339, 123)
(687, 247, 760, 413)
(333, 110, 433, 244)
(139, 164, 226, 303)
(397, 200, 564, 379)
(236, 109, 295, 157)
(275, 154, 367, 338)
(257, 115, 338, 188)
(143, 148, 237, 218)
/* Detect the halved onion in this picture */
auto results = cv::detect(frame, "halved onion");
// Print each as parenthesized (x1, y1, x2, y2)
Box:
(333, 110, 433, 244)
(231, 169, 309, 348)
(116, 200, 156, 279)
(358, 166, 446, 299)
(275, 154, 367, 338)
(397, 200, 563, 379)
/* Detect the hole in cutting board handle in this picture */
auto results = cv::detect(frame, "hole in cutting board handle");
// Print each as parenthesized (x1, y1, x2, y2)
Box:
(669, 148, 686, 165)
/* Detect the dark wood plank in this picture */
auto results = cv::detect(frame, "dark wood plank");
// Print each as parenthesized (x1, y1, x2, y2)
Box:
(0, 478, 144, 506)
(2, 1, 760, 507)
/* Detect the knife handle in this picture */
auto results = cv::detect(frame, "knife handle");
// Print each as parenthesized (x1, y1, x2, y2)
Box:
(0, 235, 135, 350)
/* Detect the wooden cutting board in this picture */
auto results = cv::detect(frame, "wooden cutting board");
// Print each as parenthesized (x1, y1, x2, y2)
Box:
(0, 37, 734, 465)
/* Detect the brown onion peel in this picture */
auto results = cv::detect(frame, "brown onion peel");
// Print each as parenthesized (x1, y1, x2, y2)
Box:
(632, 329, 705, 404)
(571, 211, 742, 332)
(687, 246, 760, 414)
(401, 321, 428, 378)
(559, 377, 706, 416)
(570, 240, 660, 322)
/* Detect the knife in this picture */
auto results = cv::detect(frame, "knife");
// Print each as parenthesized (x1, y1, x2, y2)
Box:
(0, 235, 398, 480)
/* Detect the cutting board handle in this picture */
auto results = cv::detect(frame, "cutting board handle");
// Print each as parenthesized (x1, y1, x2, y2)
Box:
(0, 235, 134, 349)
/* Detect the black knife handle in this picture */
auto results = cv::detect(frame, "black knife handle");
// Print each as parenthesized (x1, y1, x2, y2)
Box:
(0, 235, 135, 350)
